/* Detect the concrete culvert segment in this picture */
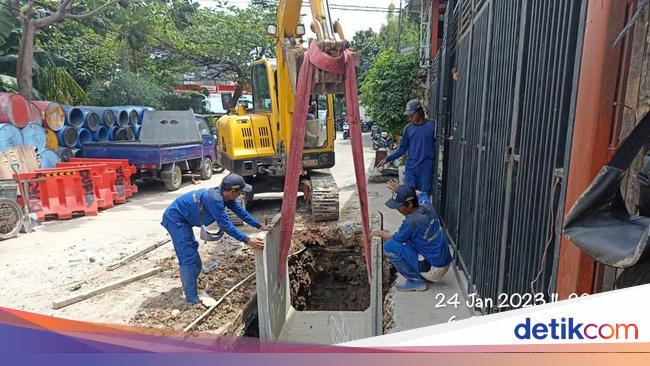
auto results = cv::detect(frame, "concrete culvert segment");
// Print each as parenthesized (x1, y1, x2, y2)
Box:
(255, 219, 388, 344)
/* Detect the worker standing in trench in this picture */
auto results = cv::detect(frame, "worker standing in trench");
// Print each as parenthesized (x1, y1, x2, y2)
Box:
(161, 173, 271, 306)
(377, 99, 436, 196)
(372, 184, 453, 291)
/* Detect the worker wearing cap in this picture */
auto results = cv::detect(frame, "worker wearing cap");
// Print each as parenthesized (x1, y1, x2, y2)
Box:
(161, 173, 271, 305)
(372, 185, 453, 291)
(377, 99, 436, 195)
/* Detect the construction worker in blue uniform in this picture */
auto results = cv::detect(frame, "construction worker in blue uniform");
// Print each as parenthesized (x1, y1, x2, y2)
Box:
(161, 173, 271, 305)
(372, 184, 453, 291)
(377, 99, 436, 195)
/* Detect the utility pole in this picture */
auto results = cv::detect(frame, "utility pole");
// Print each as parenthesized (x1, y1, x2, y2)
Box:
(396, 0, 403, 52)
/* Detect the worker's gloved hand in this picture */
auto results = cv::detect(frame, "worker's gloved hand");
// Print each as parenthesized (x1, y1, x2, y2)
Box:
(376, 158, 388, 168)
(246, 237, 264, 250)
(259, 224, 272, 231)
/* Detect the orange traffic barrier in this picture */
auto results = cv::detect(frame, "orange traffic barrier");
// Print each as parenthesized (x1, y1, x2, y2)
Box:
(15, 167, 99, 220)
(69, 158, 138, 198)
(56, 162, 115, 209)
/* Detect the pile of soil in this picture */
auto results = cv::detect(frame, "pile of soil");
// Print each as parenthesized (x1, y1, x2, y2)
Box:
(129, 244, 257, 335)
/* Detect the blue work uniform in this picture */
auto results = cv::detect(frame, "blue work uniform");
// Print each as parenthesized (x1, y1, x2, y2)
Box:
(383, 201, 453, 281)
(161, 187, 261, 303)
(387, 120, 436, 195)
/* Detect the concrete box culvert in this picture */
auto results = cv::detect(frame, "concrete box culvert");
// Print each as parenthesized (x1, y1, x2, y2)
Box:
(255, 214, 383, 344)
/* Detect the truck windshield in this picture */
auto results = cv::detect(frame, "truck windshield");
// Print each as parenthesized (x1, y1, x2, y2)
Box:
(252, 65, 272, 112)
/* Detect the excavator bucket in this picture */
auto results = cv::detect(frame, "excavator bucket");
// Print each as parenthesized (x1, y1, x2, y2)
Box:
(282, 40, 359, 95)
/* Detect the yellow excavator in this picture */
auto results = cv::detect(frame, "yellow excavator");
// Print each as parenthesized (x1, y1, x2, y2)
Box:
(215, 0, 351, 222)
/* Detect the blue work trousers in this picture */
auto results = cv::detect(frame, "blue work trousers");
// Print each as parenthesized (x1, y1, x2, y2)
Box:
(161, 220, 202, 304)
(383, 239, 423, 281)
(404, 161, 433, 195)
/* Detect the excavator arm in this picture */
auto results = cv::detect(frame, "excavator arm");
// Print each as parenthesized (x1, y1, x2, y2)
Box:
(275, 0, 345, 42)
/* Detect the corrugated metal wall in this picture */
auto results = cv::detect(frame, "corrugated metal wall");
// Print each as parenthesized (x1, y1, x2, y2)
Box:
(434, 0, 585, 312)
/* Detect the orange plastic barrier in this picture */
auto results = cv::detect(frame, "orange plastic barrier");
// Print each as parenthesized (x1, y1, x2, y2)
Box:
(15, 167, 99, 220)
(56, 162, 115, 209)
(69, 158, 138, 199)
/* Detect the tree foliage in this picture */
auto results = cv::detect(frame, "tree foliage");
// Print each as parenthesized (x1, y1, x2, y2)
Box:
(87, 72, 165, 108)
(161, 92, 205, 112)
(173, 3, 275, 104)
(357, 5, 422, 133)
(351, 28, 379, 85)
(359, 49, 424, 135)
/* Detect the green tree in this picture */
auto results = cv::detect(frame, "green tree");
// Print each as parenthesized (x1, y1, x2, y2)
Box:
(175, 3, 276, 104)
(351, 28, 379, 85)
(87, 72, 166, 108)
(359, 49, 424, 134)
(4, 0, 127, 99)
(375, 3, 419, 51)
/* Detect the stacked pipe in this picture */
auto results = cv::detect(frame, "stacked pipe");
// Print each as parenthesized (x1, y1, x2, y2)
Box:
(0, 93, 66, 168)
(63, 105, 153, 144)
(2, 98, 155, 168)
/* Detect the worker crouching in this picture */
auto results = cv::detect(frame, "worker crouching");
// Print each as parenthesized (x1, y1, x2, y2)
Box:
(372, 185, 453, 292)
(161, 173, 270, 305)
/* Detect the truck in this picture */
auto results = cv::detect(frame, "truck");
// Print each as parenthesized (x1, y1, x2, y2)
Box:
(83, 110, 217, 191)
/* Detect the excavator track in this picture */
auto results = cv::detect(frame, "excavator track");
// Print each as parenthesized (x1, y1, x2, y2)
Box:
(305, 171, 339, 222)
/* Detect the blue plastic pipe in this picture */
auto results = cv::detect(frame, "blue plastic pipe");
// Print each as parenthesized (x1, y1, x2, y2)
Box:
(61, 106, 84, 128)
(76, 128, 92, 148)
(56, 125, 78, 148)
(92, 126, 109, 142)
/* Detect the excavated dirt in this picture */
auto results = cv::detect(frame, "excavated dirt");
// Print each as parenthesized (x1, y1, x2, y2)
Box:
(129, 209, 398, 335)
(129, 243, 258, 335)
(289, 225, 397, 313)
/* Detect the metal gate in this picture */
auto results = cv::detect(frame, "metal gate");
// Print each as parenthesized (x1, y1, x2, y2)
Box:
(435, 0, 586, 312)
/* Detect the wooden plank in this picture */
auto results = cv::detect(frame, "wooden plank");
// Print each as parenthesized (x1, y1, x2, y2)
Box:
(0, 146, 39, 179)
(106, 238, 171, 271)
(52, 267, 163, 309)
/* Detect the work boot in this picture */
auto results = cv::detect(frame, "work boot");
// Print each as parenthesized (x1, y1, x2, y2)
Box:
(395, 278, 427, 292)
(178, 264, 200, 304)
(198, 290, 218, 307)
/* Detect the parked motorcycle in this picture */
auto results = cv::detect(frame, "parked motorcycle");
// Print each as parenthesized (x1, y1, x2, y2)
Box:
(342, 122, 350, 139)
(373, 131, 398, 150)
(360, 120, 370, 133)
(370, 124, 380, 139)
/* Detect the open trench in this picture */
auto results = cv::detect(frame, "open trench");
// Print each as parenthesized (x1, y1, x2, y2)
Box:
(129, 202, 396, 338)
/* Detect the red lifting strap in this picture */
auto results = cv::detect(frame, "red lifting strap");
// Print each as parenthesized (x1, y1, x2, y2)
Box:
(278, 41, 372, 277)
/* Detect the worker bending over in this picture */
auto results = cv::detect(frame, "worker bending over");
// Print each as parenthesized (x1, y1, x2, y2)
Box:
(161, 173, 270, 305)
(378, 99, 436, 195)
(372, 184, 453, 291)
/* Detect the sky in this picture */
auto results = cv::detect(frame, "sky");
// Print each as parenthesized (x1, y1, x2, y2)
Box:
(197, 0, 400, 39)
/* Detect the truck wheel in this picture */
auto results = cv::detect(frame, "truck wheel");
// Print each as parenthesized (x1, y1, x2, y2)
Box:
(200, 158, 213, 180)
(163, 165, 183, 191)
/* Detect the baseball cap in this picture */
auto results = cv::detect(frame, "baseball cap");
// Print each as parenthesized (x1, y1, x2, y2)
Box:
(221, 173, 252, 192)
(404, 99, 422, 116)
(385, 185, 417, 209)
